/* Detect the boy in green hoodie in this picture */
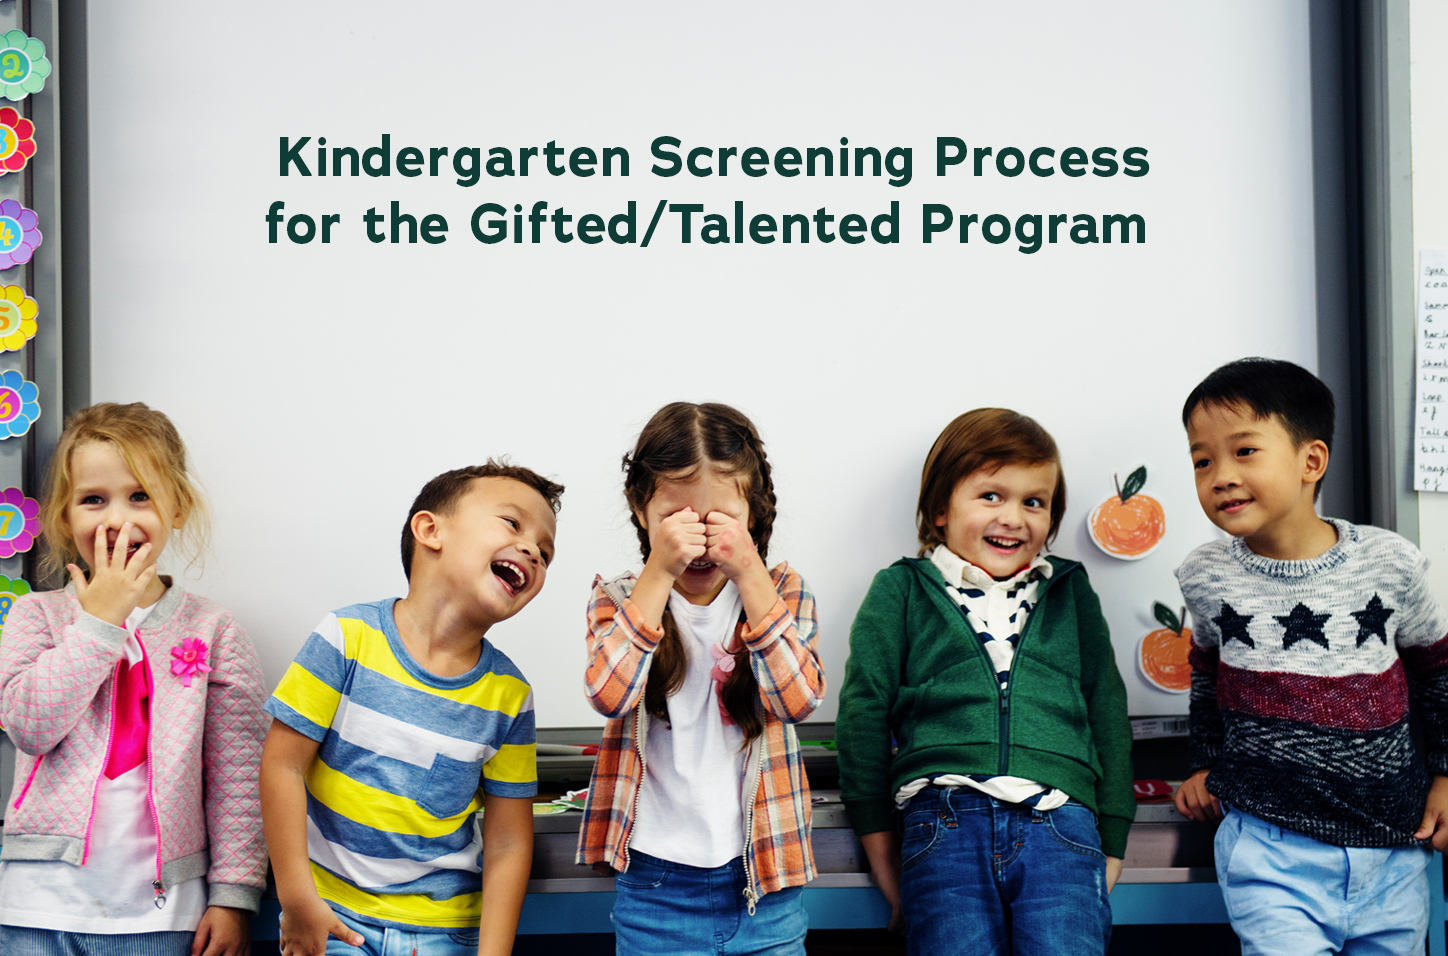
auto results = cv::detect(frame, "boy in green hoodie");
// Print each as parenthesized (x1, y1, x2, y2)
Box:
(836, 408, 1134, 956)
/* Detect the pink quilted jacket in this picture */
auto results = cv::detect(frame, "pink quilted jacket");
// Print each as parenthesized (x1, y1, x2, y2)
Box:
(0, 582, 269, 911)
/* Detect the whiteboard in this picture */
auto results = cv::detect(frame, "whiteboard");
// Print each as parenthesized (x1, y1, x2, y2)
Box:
(85, 1, 1317, 722)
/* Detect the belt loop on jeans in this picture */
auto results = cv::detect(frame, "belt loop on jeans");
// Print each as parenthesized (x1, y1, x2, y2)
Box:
(936, 785, 959, 828)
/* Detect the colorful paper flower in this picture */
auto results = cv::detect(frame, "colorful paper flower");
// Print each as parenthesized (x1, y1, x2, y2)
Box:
(0, 574, 29, 632)
(0, 368, 38, 438)
(170, 637, 212, 687)
(0, 487, 38, 558)
(0, 107, 34, 176)
(0, 199, 40, 268)
(0, 32, 51, 102)
(0, 284, 37, 351)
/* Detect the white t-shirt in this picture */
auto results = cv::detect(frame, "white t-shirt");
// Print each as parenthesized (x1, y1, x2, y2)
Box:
(629, 582, 749, 868)
(0, 602, 210, 933)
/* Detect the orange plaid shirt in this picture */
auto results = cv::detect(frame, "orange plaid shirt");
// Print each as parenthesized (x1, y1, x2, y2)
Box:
(575, 564, 825, 898)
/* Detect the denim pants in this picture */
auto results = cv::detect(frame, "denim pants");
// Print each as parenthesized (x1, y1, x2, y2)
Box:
(897, 787, 1112, 956)
(611, 850, 807, 956)
(1215, 808, 1430, 956)
(322, 908, 478, 956)
(0, 928, 193, 956)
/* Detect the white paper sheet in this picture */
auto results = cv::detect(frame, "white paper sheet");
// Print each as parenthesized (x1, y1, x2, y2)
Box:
(1416, 249, 1448, 491)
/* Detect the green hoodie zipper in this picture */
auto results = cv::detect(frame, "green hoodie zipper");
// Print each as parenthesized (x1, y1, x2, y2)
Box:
(905, 557, 1070, 776)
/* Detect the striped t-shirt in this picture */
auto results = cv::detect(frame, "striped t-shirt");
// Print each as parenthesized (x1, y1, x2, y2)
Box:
(265, 599, 537, 930)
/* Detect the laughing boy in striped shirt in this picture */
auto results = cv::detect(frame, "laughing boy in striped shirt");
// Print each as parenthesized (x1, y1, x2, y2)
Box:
(260, 462, 563, 956)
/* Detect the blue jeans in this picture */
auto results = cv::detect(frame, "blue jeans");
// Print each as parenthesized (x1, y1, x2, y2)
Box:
(897, 787, 1112, 956)
(322, 908, 477, 956)
(611, 850, 807, 956)
(1215, 808, 1430, 956)
(0, 928, 193, 956)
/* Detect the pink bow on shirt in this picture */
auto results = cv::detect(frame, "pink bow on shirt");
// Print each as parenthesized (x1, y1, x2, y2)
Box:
(709, 642, 737, 725)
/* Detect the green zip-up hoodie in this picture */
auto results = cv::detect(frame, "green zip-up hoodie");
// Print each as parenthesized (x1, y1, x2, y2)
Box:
(836, 555, 1135, 857)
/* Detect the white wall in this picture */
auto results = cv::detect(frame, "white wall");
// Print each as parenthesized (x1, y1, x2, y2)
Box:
(1415, 1, 1448, 588)
(84, 2, 1318, 724)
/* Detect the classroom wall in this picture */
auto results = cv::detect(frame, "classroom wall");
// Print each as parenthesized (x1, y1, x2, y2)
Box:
(83, 2, 1319, 725)
(1415, 0, 1448, 584)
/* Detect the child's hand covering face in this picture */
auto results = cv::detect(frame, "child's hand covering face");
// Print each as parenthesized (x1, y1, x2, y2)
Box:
(64, 439, 178, 625)
(705, 510, 760, 580)
(639, 469, 752, 605)
(935, 462, 1056, 579)
(647, 507, 708, 579)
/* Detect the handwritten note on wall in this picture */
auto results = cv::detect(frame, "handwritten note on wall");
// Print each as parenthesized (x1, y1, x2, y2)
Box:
(1416, 248, 1448, 491)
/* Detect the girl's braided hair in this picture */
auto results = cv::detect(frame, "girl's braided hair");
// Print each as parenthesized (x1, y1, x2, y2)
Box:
(623, 402, 777, 743)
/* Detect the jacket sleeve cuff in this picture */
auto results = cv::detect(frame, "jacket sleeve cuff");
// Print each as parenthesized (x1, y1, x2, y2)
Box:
(76, 612, 130, 651)
(207, 882, 264, 912)
(1097, 815, 1133, 859)
(616, 599, 663, 650)
(843, 797, 896, 837)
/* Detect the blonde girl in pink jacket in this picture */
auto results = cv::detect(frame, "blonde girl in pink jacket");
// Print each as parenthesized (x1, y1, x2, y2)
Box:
(0, 403, 269, 956)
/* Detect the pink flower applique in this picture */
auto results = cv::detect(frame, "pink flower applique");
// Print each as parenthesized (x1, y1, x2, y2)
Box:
(709, 642, 737, 725)
(170, 637, 212, 688)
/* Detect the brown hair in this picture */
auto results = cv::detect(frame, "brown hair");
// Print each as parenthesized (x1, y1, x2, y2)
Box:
(41, 403, 209, 579)
(916, 408, 1066, 555)
(401, 460, 565, 578)
(623, 402, 776, 743)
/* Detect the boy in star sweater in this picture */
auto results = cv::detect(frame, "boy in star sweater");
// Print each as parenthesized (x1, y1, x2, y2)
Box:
(1174, 358, 1448, 955)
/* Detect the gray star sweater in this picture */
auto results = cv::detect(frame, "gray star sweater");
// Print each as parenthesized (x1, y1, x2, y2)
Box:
(1176, 519, 1448, 847)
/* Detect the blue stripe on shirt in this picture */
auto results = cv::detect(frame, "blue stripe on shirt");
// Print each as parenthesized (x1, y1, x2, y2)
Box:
(307, 793, 478, 862)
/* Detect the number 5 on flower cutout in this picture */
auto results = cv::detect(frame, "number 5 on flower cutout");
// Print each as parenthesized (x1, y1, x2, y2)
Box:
(0, 285, 37, 352)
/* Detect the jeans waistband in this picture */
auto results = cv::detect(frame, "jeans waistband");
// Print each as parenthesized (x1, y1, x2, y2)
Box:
(629, 849, 745, 874)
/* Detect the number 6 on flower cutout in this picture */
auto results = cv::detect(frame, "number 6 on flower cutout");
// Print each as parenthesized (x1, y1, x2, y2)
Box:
(0, 369, 39, 438)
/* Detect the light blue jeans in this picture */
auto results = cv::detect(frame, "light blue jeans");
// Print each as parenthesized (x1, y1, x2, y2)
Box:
(0, 927, 193, 956)
(611, 850, 807, 956)
(1215, 808, 1431, 956)
(322, 908, 478, 956)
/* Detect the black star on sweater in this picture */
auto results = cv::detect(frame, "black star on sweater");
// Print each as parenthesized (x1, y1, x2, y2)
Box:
(1350, 594, 1394, 647)
(1275, 603, 1332, 650)
(1214, 603, 1255, 648)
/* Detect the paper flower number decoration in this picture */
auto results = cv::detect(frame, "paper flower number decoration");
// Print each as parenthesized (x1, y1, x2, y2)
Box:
(0, 199, 40, 268)
(0, 574, 29, 632)
(1087, 465, 1166, 560)
(0, 107, 34, 176)
(0, 369, 38, 437)
(170, 638, 212, 687)
(0, 487, 38, 558)
(0, 31, 51, 102)
(0, 284, 36, 351)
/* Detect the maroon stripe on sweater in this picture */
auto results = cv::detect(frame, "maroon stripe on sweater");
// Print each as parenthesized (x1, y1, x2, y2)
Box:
(1217, 660, 1408, 731)
(1399, 633, 1448, 673)
(1189, 644, 1219, 671)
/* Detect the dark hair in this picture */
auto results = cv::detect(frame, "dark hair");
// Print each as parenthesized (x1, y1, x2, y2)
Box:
(623, 402, 776, 743)
(917, 408, 1066, 555)
(1180, 357, 1335, 499)
(401, 460, 564, 578)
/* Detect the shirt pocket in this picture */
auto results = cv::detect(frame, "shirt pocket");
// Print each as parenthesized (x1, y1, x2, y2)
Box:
(416, 752, 485, 819)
